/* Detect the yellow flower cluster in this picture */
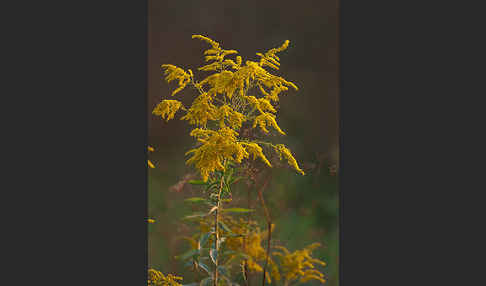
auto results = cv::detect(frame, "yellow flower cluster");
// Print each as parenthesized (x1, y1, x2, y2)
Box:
(155, 35, 305, 181)
(196, 216, 326, 285)
(153, 100, 183, 122)
(217, 104, 246, 129)
(243, 224, 280, 284)
(180, 93, 217, 127)
(273, 243, 327, 284)
(253, 113, 285, 135)
(185, 127, 271, 181)
(148, 269, 183, 286)
(256, 40, 290, 70)
(273, 144, 305, 175)
(161, 64, 191, 97)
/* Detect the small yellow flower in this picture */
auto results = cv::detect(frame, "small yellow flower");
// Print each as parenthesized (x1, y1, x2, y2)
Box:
(147, 218, 155, 224)
(148, 160, 155, 169)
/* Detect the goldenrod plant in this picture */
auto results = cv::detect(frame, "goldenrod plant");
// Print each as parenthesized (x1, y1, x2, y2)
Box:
(149, 35, 326, 286)
(148, 269, 183, 286)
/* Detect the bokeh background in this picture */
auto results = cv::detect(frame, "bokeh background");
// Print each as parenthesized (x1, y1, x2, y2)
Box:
(148, 1, 339, 285)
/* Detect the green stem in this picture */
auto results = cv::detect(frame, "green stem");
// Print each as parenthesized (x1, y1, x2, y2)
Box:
(214, 161, 227, 286)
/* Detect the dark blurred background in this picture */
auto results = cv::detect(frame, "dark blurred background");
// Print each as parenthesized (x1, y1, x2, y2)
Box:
(148, 0, 339, 285)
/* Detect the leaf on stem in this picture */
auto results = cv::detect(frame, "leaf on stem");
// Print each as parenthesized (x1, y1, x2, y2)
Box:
(185, 197, 207, 203)
(210, 248, 218, 265)
(199, 232, 213, 249)
(222, 208, 254, 213)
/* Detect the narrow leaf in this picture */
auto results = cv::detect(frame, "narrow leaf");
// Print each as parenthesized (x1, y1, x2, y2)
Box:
(204, 182, 218, 192)
(182, 212, 207, 220)
(218, 221, 234, 234)
(199, 232, 212, 249)
(198, 262, 210, 274)
(176, 249, 199, 261)
(208, 206, 218, 215)
(184, 197, 206, 203)
(217, 265, 230, 277)
(229, 176, 244, 185)
(200, 277, 213, 286)
(210, 248, 218, 265)
(222, 208, 254, 213)
(189, 180, 208, 185)
(225, 167, 234, 183)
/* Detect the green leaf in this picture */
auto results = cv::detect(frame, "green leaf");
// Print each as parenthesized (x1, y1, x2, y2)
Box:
(199, 232, 213, 249)
(208, 206, 218, 215)
(225, 167, 234, 183)
(229, 176, 244, 185)
(183, 260, 193, 268)
(197, 262, 210, 274)
(185, 197, 207, 203)
(200, 277, 213, 286)
(218, 221, 234, 234)
(189, 180, 208, 185)
(210, 248, 218, 265)
(222, 250, 237, 256)
(182, 212, 208, 220)
(217, 265, 230, 277)
(222, 208, 254, 213)
(176, 249, 199, 261)
(227, 233, 244, 238)
(204, 182, 219, 192)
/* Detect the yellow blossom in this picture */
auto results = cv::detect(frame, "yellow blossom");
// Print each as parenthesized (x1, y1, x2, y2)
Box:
(152, 100, 183, 121)
(148, 269, 183, 286)
(273, 243, 326, 284)
(181, 94, 218, 126)
(273, 144, 305, 175)
(148, 160, 155, 169)
(256, 40, 290, 70)
(240, 142, 272, 167)
(253, 113, 286, 135)
(161, 64, 191, 97)
(185, 127, 249, 181)
(217, 104, 246, 129)
(155, 35, 305, 181)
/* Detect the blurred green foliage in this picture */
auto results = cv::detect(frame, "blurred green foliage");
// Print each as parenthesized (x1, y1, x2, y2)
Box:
(148, 146, 338, 286)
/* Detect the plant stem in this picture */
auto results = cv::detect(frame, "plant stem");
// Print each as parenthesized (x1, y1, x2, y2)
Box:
(214, 163, 227, 286)
(243, 182, 252, 286)
(256, 177, 271, 286)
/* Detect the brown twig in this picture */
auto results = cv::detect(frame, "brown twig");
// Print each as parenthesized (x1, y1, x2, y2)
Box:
(214, 167, 226, 286)
(243, 183, 252, 286)
(256, 176, 272, 286)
